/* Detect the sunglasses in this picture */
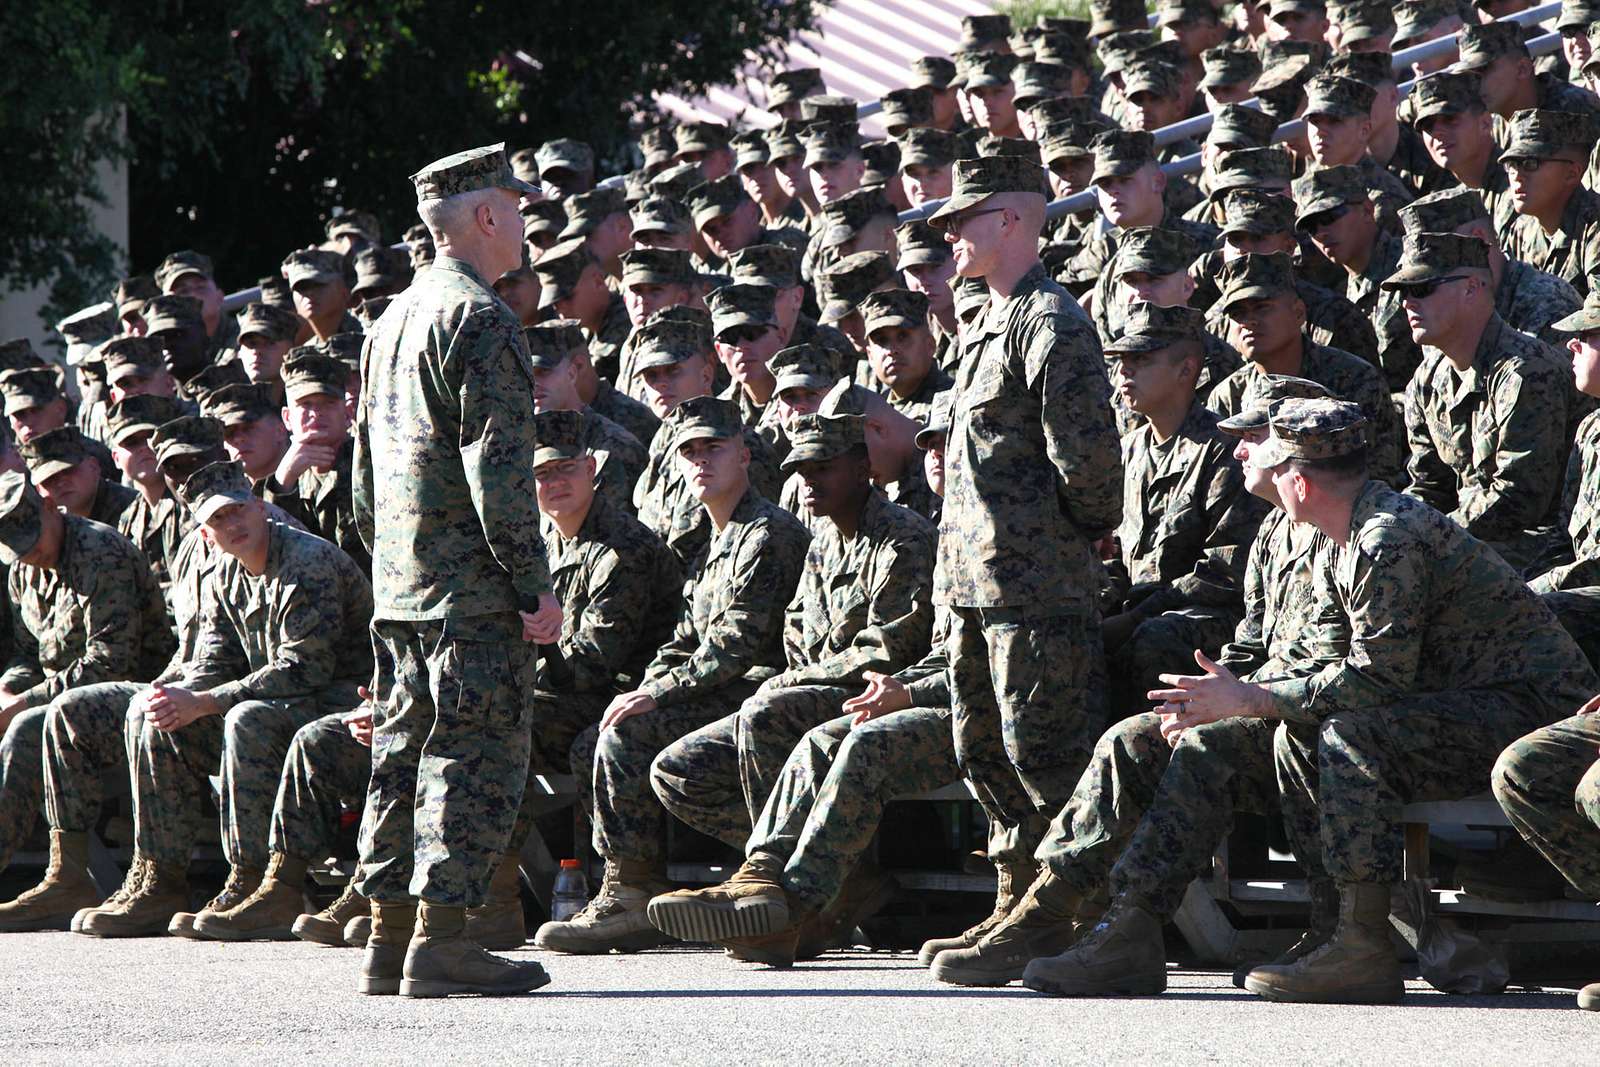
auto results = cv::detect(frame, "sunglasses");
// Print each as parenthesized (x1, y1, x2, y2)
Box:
(944, 206, 1009, 234)
(1299, 203, 1352, 233)
(1401, 275, 1469, 299)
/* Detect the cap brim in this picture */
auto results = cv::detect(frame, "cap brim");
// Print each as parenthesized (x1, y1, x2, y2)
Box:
(141, 314, 187, 333)
(28, 458, 79, 484)
(110, 420, 163, 445)
(914, 424, 948, 447)
(288, 271, 342, 290)
(0, 526, 40, 565)
(192, 489, 257, 526)
(1248, 434, 1294, 469)
(804, 149, 849, 167)
(866, 314, 922, 335)
(672, 425, 735, 451)
(1220, 283, 1288, 311)
(1554, 308, 1600, 332)
(897, 248, 949, 270)
(538, 284, 573, 309)
(1448, 57, 1493, 74)
(1104, 333, 1179, 355)
(1090, 160, 1144, 185)
(713, 313, 774, 337)
(2, 396, 46, 417)
(1379, 264, 1452, 290)
(1293, 195, 1349, 229)
(533, 445, 585, 466)
(819, 300, 855, 324)
(775, 373, 837, 393)
(558, 220, 599, 240)
(820, 224, 859, 248)
(780, 441, 848, 472)
(1215, 410, 1269, 436)
(926, 189, 994, 227)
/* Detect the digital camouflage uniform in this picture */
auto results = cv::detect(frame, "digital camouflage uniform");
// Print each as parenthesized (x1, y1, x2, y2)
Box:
(1496, 257, 1584, 346)
(1535, 397, 1600, 665)
(265, 436, 371, 577)
(586, 485, 808, 865)
(1403, 314, 1575, 574)
(1503, 189, 1600, 301)
(589, 378, 660, 451)
(0, 508, 171, 870)
(354, 247, 555, 909)
(1491, 710, 1600, 898)
(1330, 231, 1423, 397)
(1268, 477, 1597, 887)
(1105, 399, 1266, 714)
(574, 407, 648, 518)
(936, 194, 1123, 868)
(652, 476, 936, 850)
(127, 520, 371, 871)
(634, 422, 784, 575)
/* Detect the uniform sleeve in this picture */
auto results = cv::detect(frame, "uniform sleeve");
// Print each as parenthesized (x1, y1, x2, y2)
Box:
(1030, 312, 1124, 539)
(193, 560, 344, 710)
(1452, 361, 1569, 541)
(559, 543, 673, 694)
(0, 569, 42, 699)
(1257, 530, 1425, 724)
(1217, 533, 1270, 677)
(1402, 370, 1459, 514)
(1151, 450, 1266, 614)
(641, 522, 806, 706)
(353, 337, 377, 554)
(17, 551, 147, 707)
(457, 316, 553, 609)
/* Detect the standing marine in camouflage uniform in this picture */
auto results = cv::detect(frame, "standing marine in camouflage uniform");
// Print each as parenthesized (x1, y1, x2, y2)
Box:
(1387, 233, 1578, 573)
(930, 156, 1124, 919)
(353, 145, 558, 998)
(535, 396, 808, 955)
(0, 471, 170, 928)
(648, 412, 935, 893)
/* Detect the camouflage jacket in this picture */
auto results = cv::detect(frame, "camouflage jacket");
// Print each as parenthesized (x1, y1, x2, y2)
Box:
(543, 493, 681, 694)
(1217, 507, 1345, 682)
(2, 515, 173, 708)
(1063, 208, 1220, 290)
(578, 405, 648, 517)
(640, 487, 811, 705)
(936, 263, 1124, 608)
(186, 520, 374, 710)
(590, 378, 660, 450)
(1197, 259, 1382, 374)
(354, 255, 553, 621)
(1502, 186, 1600, 299)
(1385, 122, 1456, 198)
(896, 603, 954, 710)
(1531, 407, 1600, 592)
(117, 489, 187, 593)
(265, 437, 371, 578)
(1403, 314, 1574, 570)
(634, 418, 783, 574)
(89, 480, 138, 531)
(1207, 336, 1404, 486)
(772, 488, 936, 689)
(886, 364, 953, 426)
(1353, 155, 1417, 235)
(1496, 258, 1583, 347)
(1339, 232, 1423, 396)
(588, 292, 633, 384)
(1110, 401, 1267, 622)
(1259, 481, 1597, 723)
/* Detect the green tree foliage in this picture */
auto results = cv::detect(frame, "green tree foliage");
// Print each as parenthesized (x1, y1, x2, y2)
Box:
(2, 1, 824, 325)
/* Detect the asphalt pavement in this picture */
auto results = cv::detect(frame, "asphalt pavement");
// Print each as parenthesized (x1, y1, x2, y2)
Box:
(2, 933, 1594, 1064)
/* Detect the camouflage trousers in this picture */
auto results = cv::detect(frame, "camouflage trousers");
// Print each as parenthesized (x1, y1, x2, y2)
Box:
(270, 712, 369, 863)
(42, 683, 141, 835)
(505, 691, 609, 857)
(1491, 710, 1600, 898)
(949, 604, 1109, 865)
(1275, 687, 1552, 885)
(652, 684, 858, 853)
(1542, 590, 1600, 674)
(1106, 609, 1238, 721)
(746, 707, 959, 910)
(356, 615, 535, 909)
(0, 707, 46, 871)
(1037, 712, 1284, 920)
(577, 681, 756, 865)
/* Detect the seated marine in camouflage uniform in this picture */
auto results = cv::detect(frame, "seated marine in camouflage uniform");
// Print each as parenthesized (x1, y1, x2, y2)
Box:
(205, 382, 291, 491)
(856, 289, 953, 422)
(534, 397, 809, 955)
(647, 413, 935, 922)
(20, 426, 137, 531)
(77, 461, 371, 940)
(105, 396, 189, 595)
(1500, 108, 1600, 298)
(0, 471, 171, 926)
(779, 382, 940, 528)
(1098, 304, 1267, 718)
(0, 367, 114, 479)
(1410, 71, 1519, 239)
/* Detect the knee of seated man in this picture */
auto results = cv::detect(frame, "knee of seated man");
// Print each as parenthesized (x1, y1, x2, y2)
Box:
(222, 699, 277, 741)
(1488, 737, 1530, 806)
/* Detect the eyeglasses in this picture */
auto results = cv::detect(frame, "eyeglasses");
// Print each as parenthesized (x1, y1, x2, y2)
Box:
(1402, 275, 1469, 299)
(1505, 156, 1578, 175)
(1299, 203, 1352, 233)
(944, 206, 1009, 234)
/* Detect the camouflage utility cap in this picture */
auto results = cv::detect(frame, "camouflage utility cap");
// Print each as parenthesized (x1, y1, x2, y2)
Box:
(200, 384, 275, 429)
(1218, 252, 1299, 310)
(100, 337, 165, 383)
(1398, 187, 1489, 234)
(769, 68, 825, 108)
(111, 277, 160, 320)
(621, 247, 696, 288)
(1104, 302, 1205, 355)
(686, 176, 749, 226)
(817, 251, 897, 322)
(142, 294, 203, 333)
(282, 249, 346, 289)
(729, 244, 802, 288)
(411, 143, 538, 201)
(1200, 45, 1262, 90)
(533, 409, 588, 467)
(977, 135, 1041, 162)
(770, 344, 840, 394)
(899, 128, 958, 169)
(20, 426, 93, 482)
(1292, 165, 1370, 228)
(1090, 0, 1148, 37)
(326, 210, 379, 243)
(154, 250, 213, 292)
(782, 412, 868, 470)
(963, 52, 1020, 90)
(639, 127, 675, 169)
(179, 460, 256, 524)
(1379, 231, 1491, 289)
(1452, 22, 1528, 73)
(910, 55, 958, 90)
(1410, 71, 1485, 123)
(1209, 147, 1294, 197)
(916, 389, 955, 448)
(861, 141, 901, 187)
(1220, 189, 1297, 236)
(1251, 397, 1369, 468)
(151, 415, 224, 465)
(960, 13, 1013, 50)
(669, 395, 743, 451)
(1207, 104, 1280, 149)
(629, 195, 693, 238)
(802, 95, 859, 124)
(320, 332, 363, 371)
(1097, 31, 1156, 77)
(820, 187, 896, 248)
(861, 288, 930, 336)
(675, 121, 731, 156)
(0, 471, 43, 564)
(706, 283, 779, 336)
(928, 156, 1049, 227)
(0, 368, 60, 417)
(1338, 2, 1396, 44)
(1502, 109, 1600, 160)
(533, 239, 595, 307)
(802, 121, 861, 167)
(1088, 129, 1157, 185)
(282, 351, 349, 403)
(633, 317, 713, 374)
(880, 87, 934, 134)
(1013, 63, 1073, 109)
(187, 362, 249, 400)
(109, 394, 185, 443)
(1216, 374, 1334, 435)
(766, 121, 807, 161)
(1553, 287, 1600, 333)
(895, 220, 951, 269)
(1304, 74, 1376, 120)
(535, 138, 595, 178)
(352, 246, 411, 295)
(237, 302, 300, 344)
(524, 320, 586, 370)
(1116, 226, 1201, 277)
(1123, 61, 1181, 100)
(952, 275, 990, 321)
(732, 131, 770, 171)
(1556, 0, 1600, 30)
(1324, 51, 1395, 87)
(1394, 0, 1457, 45)
(560, 187, 626, 240)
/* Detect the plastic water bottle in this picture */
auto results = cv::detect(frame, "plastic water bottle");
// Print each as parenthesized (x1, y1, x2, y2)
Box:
(551, 858, 589, 921)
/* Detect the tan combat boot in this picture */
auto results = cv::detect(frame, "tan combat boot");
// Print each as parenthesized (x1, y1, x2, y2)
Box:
(80, 860, 190, 938)
(1021, 898, 1168, 996)
(1580, 982, 1599, 1011)
(918, 858, 1033, 966)
(169, 864, 261, 939)
(194, 853, 308, 941)
(400, 902, 551, 998)
(358, 900, 416, 995)
(930, 870, 1088, 987)
(292, 877, 368, 947)
(1232, 878, 1339, 988)
(1244, 882, 1403, 1003)
(464, 852, 526, 951)
(796, 861, 898, 961)
(0, 830, 101, 932)
(343, 914, 374, 947)
(647, 856, 792, 943)
(532, 859, 672, 954)
(72, 857, 146, 933)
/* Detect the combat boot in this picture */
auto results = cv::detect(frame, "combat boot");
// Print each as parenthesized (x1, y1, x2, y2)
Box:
(358, 900, 415, 995)
(344, 914, 374, 947)
(400, 902, 551, 998)
(797, 862, 898, 960)
(292, 877, 367, 947)
(1232, 878, 1339, 988)
(647, 856, 791, 943)
(169, 864, 261, 939)
(1579, 982, 1599, 1011)
(1244, 882, 1403, 1003)
(80, 860, 189, 938)
(917, 858, 1033, 966)
(930, 870, 1088, 987)
(1021, 898, 1168, 996)
(533, 859, 672, 954)
(194, 853, 308, 941)
(464, 852, 526, 951)
(72, 856, 146, 933)
(0, 830, 101, 932)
